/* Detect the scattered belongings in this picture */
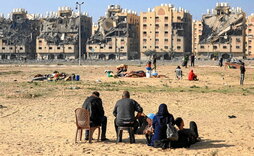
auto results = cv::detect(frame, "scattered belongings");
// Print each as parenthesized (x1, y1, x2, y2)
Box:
(96, 79, 102, 83)
(225, 59, 243, 69)
(125, 71, 146, 78)
(228, 115, 237, 119)
(31, 71, 80, 82)
(105, 70, 114, 77)
(66, 86, 81, 90)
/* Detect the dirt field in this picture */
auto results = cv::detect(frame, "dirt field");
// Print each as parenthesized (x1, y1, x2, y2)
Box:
(0, 64, 254, 156)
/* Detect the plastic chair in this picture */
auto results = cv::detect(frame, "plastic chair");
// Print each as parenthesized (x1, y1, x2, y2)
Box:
(116, 126, 135, 144)
(75, 108, 100, 143)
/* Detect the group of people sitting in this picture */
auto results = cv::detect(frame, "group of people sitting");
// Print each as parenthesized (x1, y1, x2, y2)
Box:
(175, 66, 198, 81)
(82, 91, 200, 149)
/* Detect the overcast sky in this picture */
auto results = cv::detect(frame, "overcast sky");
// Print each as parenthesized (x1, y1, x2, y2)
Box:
(0, 0, 253, 22)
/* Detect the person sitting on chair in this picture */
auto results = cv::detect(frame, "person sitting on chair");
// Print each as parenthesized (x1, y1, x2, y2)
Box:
(82, 91, 109, 141)
(113, 91, 143, 141)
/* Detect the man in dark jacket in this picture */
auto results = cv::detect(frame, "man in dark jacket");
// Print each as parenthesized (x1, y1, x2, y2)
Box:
(171, 117, 199, 148)
(82, 91, 108, 141)
(190, 54, 195, 67)
(113, 91, 143, 136)
(240, 62, 246, 85)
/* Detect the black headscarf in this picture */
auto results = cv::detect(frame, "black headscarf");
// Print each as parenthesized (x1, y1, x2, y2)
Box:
(156, 104, 171, 126)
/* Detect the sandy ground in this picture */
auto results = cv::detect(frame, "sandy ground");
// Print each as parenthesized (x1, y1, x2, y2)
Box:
(0, 64, 254, 156)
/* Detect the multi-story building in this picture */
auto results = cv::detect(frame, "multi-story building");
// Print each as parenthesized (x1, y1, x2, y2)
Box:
(140, 4, 192, 59)
(197, 3, 246, 58)
(0, 9, 40, 60)
(246, 14, 254, 57)
(86, 5, 140, 60)
(192, 20, 203, 53)
(36, 7, 92, 60)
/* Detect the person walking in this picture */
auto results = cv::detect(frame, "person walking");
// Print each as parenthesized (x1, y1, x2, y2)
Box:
(240, 62, 246, 85)
(152, 55, 157, 71)
(219, 57, 223, 67)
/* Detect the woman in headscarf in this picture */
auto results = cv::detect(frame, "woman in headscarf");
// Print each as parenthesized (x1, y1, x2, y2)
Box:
(150, 104, 175, 148)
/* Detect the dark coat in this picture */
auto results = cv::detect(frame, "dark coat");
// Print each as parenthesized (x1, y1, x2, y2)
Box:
(113, 98, 143, 125)
(151, 104, 174, 146)
(82, 96, 104, 126)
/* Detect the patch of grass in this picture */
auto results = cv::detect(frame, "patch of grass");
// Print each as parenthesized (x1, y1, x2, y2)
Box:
(190, 85, 200, 88)
(0, 71, 22, 75)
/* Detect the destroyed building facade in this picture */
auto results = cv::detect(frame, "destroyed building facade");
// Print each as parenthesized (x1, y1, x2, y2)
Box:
(86, 5, 140, 60)
(140, 4, 192, 59)
(196, 3, 246, 57)
(36, 7, 92, 60)
(246, 14, 254, 57)
(0, 9, 40, 60)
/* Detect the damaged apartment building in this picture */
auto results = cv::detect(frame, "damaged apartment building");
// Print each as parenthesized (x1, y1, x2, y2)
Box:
(140, 4, 192, 59)
(0, 9, 40, 60)
(195, 3, 246, 58)
(36, 7, 92, 60)
(86, 5, 140, 60)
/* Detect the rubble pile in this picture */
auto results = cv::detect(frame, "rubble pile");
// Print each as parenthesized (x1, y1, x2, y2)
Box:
(200, 3, 246, 44)
(88, 5, 133, 44)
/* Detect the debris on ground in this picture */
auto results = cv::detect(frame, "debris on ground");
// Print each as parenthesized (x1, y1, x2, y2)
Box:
(228, 115, 237, 119)
(31, 71, 80, 82)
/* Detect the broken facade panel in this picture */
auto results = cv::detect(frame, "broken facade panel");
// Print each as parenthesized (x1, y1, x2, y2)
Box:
(37, 7, 92, 60)
(86, 5, 140, 60)
(197, 3, 246, 57)
(0, 9, 40, 60)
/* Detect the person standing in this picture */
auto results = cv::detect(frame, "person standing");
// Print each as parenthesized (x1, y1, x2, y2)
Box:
(113, 91, 143, 138)
(240, 62, 246, 85)
(82, 91, 108, 141)
(182, 55, 189, 68)
(190, 54, 195, 67)
(219, 57, 223, 67)
(153, 55, 157, 71)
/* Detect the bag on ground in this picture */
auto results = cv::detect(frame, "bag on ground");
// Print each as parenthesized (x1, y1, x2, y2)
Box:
(166, 124, 179, 141)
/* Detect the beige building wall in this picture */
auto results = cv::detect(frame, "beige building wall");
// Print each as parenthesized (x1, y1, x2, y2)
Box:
(140, 5, 192, 57)
(192, 20, 203, 53)
(0, 39, 26, 53)
(87, 37, 128, 53)
(246, 14, 254, 57)
(36, 39, 76, 54)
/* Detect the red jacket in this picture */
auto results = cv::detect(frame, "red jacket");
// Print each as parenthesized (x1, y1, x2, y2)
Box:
(188, 70, 196, 80)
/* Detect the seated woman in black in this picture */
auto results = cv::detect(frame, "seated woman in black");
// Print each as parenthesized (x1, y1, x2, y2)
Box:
(150, 104, 175, 149)
(171, 117, 200, 148)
